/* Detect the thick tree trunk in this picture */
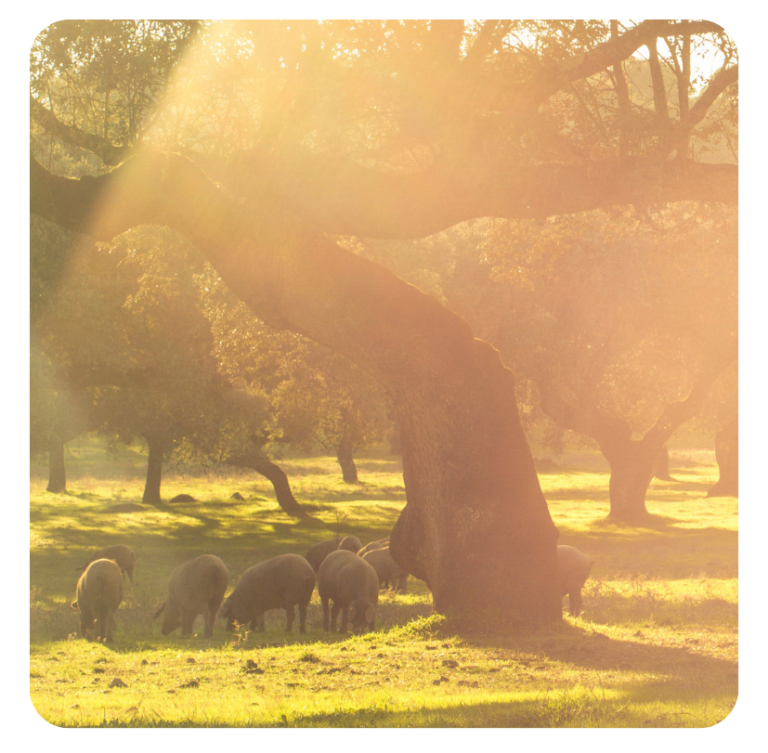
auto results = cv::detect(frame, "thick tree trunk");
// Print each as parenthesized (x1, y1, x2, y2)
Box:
(336, 435, 358, 483)
(46, 435, 66, 493)
(605, 440, 659, 520)
(250, 456, 305, 517)
(227, 452, 305, 518)
(30, 152, 562, 624)
(653, 444, 674, 481)
(388, 339, 560, 620)
(388, 424, 402, 456)
(142, 437, 165, 506)
(538, 383, 659, 520)
(708, 418, 738, 497)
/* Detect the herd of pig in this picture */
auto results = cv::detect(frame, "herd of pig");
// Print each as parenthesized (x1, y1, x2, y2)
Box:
(71, 538, 593, 643)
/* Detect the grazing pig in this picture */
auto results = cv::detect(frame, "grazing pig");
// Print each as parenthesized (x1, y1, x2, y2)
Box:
(221, 554, 316, 634)
(557, 545, 595, 616)
(305, 538, 341, 572)
(305, 535, 362, 572)
(71, 558, 123, 642)
(153, 554, 229, 637)
(80, 545, 136, 584)
(362, 546, 408, 593)
(318, 549, 379, 634)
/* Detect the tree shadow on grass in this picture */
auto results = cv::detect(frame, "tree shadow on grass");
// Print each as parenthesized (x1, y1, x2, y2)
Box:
(543, 471, 716, 504)
(648, 480, 715, 499)
(589, 512, 737, 538)
(442, 620, 736, 685)
(276, 689, 733, 727)
(48, 489, 102, 502)
(543, 486, 610, 501)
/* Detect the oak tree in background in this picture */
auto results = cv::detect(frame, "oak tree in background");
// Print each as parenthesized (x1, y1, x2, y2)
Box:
(507, 207, 736, 520)
(30, 348, 94, 493)
(31, 20, 737, 622)
(31, 217, 87, 492)
(31, 220, 274, 507)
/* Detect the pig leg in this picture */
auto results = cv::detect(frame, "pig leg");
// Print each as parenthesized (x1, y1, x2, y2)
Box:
(340, 606, 348, 633)
(322, 596, 330, 632)
(106, 612, 115, 643)
(181, 612, 195, 636)
(207, 596, 223, 636)
(96, 607, 108, 642)
(79, 610, 93, 639)
(203, 609, 214, 638)
(299, 601, 308, 634)
(285, 603, 295, 633)
(568, 590, 583, 616)
(331, 602, 341, 632)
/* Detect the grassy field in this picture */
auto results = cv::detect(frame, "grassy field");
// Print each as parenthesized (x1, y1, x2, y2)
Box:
(29, 437, 737, 728)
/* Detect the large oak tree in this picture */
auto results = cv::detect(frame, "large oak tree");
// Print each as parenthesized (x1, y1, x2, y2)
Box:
(30, 20, 737, 623)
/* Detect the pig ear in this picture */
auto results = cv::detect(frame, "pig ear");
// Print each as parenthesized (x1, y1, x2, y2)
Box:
(153, 602, 166, 620)
(365, 604, 374, 624)
(70, 601, 78, 610)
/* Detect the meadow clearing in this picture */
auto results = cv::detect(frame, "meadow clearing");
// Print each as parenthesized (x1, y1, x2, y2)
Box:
(29, 437, 737, 728)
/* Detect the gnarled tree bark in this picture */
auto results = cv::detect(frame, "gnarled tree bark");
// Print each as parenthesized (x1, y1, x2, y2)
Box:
(604, 439, 662, 520)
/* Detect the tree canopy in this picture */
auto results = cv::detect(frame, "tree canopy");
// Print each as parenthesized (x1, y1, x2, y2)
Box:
(30, 20, 737, 623)
(32, 20, 736, 232)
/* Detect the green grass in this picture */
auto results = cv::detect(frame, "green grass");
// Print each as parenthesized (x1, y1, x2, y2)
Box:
(29, 437, 737, 727)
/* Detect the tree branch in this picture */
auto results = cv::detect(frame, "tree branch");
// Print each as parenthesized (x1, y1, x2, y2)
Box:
(648, 38, 670, 123)
(464, 20, 510, 69)
(675, 28, 692, 159)
(225, 450, 307, 517)
(642, 344, 737, 449)
(32, 146, 738, 244)
(688, 64, 739, 127)
(518, 20, 724, 108)
(231, 146, 737, 239)
(535, 378, 632, 452)
(30, 96, 131, 166)
(611, 20, 631, 160)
